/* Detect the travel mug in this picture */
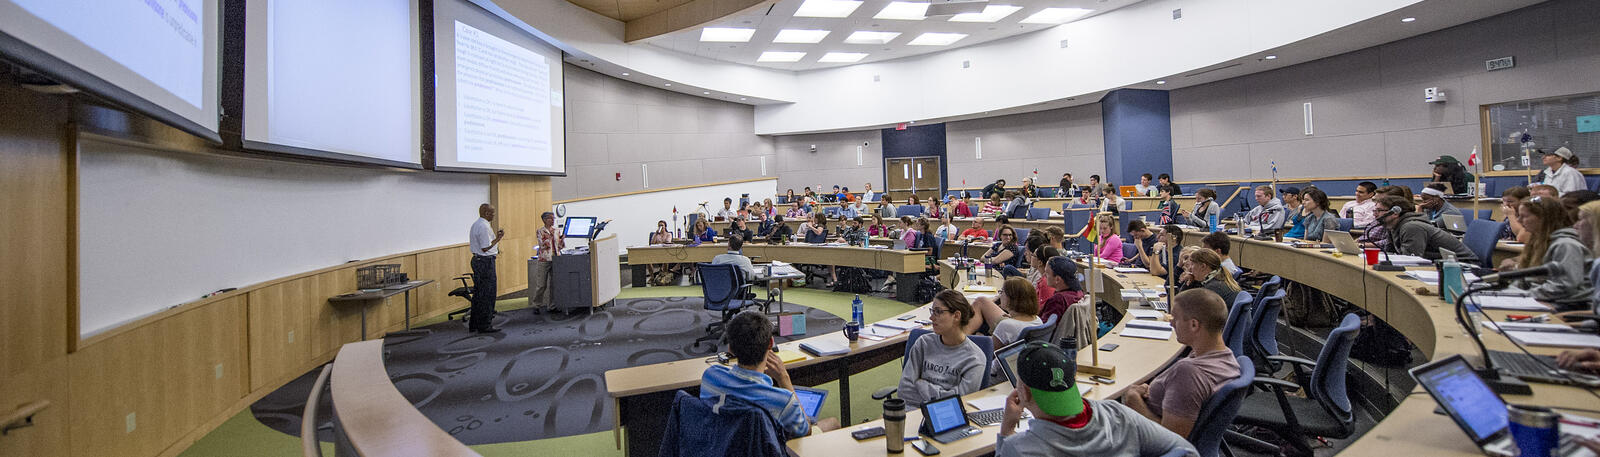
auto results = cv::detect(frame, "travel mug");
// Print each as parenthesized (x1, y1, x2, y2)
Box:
(883, 399, 906, 453)
(1507, 404, 1559, 457)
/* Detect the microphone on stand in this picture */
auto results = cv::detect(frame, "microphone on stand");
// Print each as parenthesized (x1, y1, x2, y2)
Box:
(1477, 262, 1560, 284)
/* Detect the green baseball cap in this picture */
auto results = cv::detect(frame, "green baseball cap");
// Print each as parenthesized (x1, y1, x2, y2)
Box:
(1016, 342, 1085, 417)
(1428, 155, 1460, 165)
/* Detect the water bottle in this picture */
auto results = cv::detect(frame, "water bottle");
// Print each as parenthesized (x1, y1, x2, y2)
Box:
(1208, 213, 1219, 233)
(851, 294, 864, 327)
(966, 264, 977, 282)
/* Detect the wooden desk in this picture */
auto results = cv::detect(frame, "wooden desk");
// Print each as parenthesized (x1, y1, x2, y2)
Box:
(327, 279, 434, 339)
(627, 243, 931, 302)
(329, 340, 478, 457)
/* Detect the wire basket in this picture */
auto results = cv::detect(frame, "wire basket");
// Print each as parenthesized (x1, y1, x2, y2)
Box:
(356, 264, 403, 289)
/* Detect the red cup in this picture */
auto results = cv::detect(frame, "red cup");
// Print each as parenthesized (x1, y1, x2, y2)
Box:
(1363, 247, 1380, 265)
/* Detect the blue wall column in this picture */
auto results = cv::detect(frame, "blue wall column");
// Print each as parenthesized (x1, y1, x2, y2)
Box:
(1101, 89, 1173, 189)
(881, 124, 949, 194)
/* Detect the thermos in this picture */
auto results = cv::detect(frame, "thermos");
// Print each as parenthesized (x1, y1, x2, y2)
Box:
(1507, 404, 1559, 457)
(1059, 335, 1078, 361)
(884, 399, 906, 453)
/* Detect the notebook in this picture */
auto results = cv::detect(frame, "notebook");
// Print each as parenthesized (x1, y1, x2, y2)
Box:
(799, 339, 851, 356)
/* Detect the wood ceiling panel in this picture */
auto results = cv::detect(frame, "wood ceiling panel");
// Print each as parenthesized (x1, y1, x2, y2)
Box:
(566, 0, 622, 19)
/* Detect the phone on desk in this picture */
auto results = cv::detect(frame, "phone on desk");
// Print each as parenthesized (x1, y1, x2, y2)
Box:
(850, 426, 885, 440)
(1099, 343, 1119, 352)
(911, 439, 941, 455)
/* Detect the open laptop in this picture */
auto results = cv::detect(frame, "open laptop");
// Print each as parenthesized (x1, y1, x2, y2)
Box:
(1324, 230, 1362, 255)
(920, 394, 982, 444)
(792, 386, 829, 422)
(965, 341, 1029, 426)
(1410, 355, 1587, 456)
(1440, 214, 1468, 233)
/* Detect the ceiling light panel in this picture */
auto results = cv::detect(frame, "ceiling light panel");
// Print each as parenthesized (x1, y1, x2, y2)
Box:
(1019, 7, 1092, 24)
(794, 0, 862, 18)
(818, 52, 869, 63)
(844, 31, 902, 44)
(773, 29, 831, 44)
(907, 32, 967, 46)
(948, 5, 1021, 23)
(757, 51, 808, 62)
(700, 27, 756, 42)
(874, 2, 928, 20)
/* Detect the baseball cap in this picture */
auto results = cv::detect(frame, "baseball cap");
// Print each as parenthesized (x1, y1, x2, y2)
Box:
(1429, 155, 1460, 165)
(1016, 342, 1085, 417)
(1546, 147, 1575, 160)
(1280, 186, 1301, 196)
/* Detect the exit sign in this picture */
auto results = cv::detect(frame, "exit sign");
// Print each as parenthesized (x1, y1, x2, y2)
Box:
(1485, 56, 1515, 71)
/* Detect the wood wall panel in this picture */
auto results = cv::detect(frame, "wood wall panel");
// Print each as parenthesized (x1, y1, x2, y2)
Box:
(0, 84, 70, 379)
(416, 246, 471, 317)
(247, 276, 318, 391)
(0, 357, 71, 457)
(489, 174, 552, 296)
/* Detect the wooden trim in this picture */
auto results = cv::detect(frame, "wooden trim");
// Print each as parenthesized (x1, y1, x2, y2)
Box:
(1172, 174, 1435, 185)
(65, 120, 81, 353)
(551, 177, 777, 204)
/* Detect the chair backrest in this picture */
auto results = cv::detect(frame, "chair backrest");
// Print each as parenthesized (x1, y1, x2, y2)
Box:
(697, 263, 745, 310)
(1038, 188, 1056, 198)
(1310, 314, 1362, 427)
(662, 390, 787, 457)
(1014, 228, 1032, 243)
(1188, 356, 1256, 457)
(1249, 288, 1287, 358)
(1335, 218, 1354, 232)
(1477, 209, 1492, 221)
(1252, 276, 1284, 308)
(1221, 291, 1255, 356)
(1121, 242, 1137, 260)
(687, 213, 701, 230)
(1028, 207, 1051, 221)
(1016, 313, 1059, 344)
(1461, 210, 1475, 222)
(824, 207, 840, 217)
(1008, 203, 1031, 219)
(1463, 219, 1504, 269)
(903, 329, 996, 386)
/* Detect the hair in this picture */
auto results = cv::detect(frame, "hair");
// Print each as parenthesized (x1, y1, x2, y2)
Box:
(1196, 188, 1217, 200)
(1201, 231, 1231, 255)
(997, 179, 1007, 185)
(1159, 173, 1172, 181)
(995, 214, 1011, 225)
(1530, 184, 1560, 198)
(1378, 185, 1414, 200)
(540, 210, 553, 219)
(1578, 201, 1600, 253)
(1103, 183, 1117, 193)
(657, 220, 668, 229)
(1254, 185, 1275, 198)
(727, 234, 745, 251)
(1035, 245, 1060, 265)
(934, 289, 975, 326)
(812, 212, 828, 228)
(1517, 196, 1573, 268)
(914, 217, 931, 232)
(1375, 194, 1415, 213)
(991, 194, 1003, 203)
(1043, 226, 1067, 243)
(1004, 190, 1019, 200)
(1503, 185, 1531, 201)
(1127, 219, 1149, 233)
(1140, 173, 1153, 181)
(1189, 248, 1241, 292)
(908, 195, 921, 205)
(1096, 213, 1120, 236)
(871, 213, 884, 225)
(1089, 174, 1101, 181)
(1357, 181, 1377, 194)
(1001, 277, 1040, 316)
(1045, 256, 1083, 292)
(1302, 187, 1330, 212)
(997, 225, 1019, 246)
(1562, 190, 1600, 220)
(1023, 231, 1048, 256)
(1173, 288, 1228, 334)
(725, 310, 773, 365)
(852, 216, 865, 225)
(1161, 224, 1185, 241)
(899, 215, 913, 226)
(694, 218, 708, 231)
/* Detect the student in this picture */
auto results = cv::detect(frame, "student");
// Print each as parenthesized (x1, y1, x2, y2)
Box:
(1561, 190, 1600, 222)
(1359, 185, 1414, 250)
(714, 197, 738, 221)
(786, 201, 808, 220)
(1537, 147, 1585, 194)
(650, 220, 673, 245)
(983, 179, 1009, 200)
(1428, 155, 1470, 194)
(839, 216, 868, 246)
(700, 311, 842, 438)
(691, 218, 718, 243)
(765, 215, 793, 244)
(1201, 231, 1241, 277)
(907, 194, 923, 208)
(784, 189, 798, 205)
(1020, 177, 1039, 199)
(711, 235, 756, 281)
(1340, 181, 1380, 229)
(1157, 173, 1181, 196)
(1002, 190, 1028, 216)
(960, 217, 992, 241)
(726, 217, 753, 244)
(1043, 226, 1067, 251)
(983, 194, 1006, 215)
(801, 213, 829, 243)
(1297, 187, 1340, 241)
(1374, 195, 1479, 263)
(1179, 249, 1242, 305)
(1134, 173, 1158, 197)
(841, 186, 854, 203)
(1140, 225, 1186, 281)
(1087, 175, 1104, 198)
(831, 185, 844, 203)
(954, 195, 975, 218)
(861, 182, 877, 203)
(1122, 289, 1242, 438)
(898, 216, 919, 247)
(1279, 187, 1305, 238)
(991, 277, 1044, 345)
(1099, 184, 1125, 214)
(1179, 188, 1221, 231)
(1123, 220, 1158, 268)
(967, 237, 1046, 332)
(1500, 186, 1532, 241)
(1094, 213, 1124, 263)
(1530, 183, 1560, 199)
(997, 342, 1197, 457)
(934, 213, 960, 241)
(867, 214, 890, 237)
(837, 199, 861, 219)
(1418, 184, 1464, 226)
(1156, 187, 1181, 225)
(1059, 172, 1076, 198)
(982, 225, 1024, 269)
(762, 198, 777, 218)
(1242, 185, 1287, 232)
(1506, 197, 1594, 310)
(1038, 257, 1088, 326)
(898, 290, 986, 407)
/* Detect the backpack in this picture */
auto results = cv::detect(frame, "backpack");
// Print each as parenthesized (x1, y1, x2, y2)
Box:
(1348, 309, 1414, 367)
(831, 267, 874, 294)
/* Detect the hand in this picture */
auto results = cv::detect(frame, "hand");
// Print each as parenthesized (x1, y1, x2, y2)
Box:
(763, 351, 793, 389)
(1577, 437, 1600, 454)
(1000, 389, 1025, 436)
(1151, 242, 1166, 253)
(494, 229, 505, 240)
(1557, 349, 1600, 373)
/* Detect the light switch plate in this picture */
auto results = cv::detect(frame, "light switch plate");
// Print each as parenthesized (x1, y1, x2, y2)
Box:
(126, 412, 137, 433)
(287, 330, 295, 343)
(215, 363, 224, 379)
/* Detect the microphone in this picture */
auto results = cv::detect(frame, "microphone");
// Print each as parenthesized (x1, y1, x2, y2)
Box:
(1478, 262, 1560, 284)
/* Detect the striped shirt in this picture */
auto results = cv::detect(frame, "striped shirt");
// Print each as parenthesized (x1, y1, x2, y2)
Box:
(699, 364, 810, 438)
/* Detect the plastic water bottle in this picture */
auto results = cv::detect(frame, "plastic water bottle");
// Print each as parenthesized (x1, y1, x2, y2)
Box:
(1208, 213, 1220, 233)
(851, 294, 864, 327)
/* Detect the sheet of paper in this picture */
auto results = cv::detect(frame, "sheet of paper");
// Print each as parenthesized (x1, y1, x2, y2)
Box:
(1405, 270, 1480, 284)
(1480, 321, 1575, 334)
(1466, 295, 1553, 311)
(1127, 309, 1164, 320)
(967, 395, 1007, 411)
(1126, 320, 1173, 331)
(1505, 331, 1600, 349)
(1113, 267, 1149, 273)
(964, 285, 997, 293)
(1383, 254, 1433, 266)
(1120, 327, 1173, 340)
(876, 320, 921, 331)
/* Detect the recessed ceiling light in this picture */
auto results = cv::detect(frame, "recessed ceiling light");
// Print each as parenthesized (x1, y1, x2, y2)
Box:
(665, 83, 672, 86)
(1263, 55, 1277, 60)
(1019, 7, 1092, 24)
(949, 5, 1022, 23)
(818, 52, 869, 63)
(773, 29, 830, 44)
(703, 91, 711, 94)
(621, 72, 630, 76)
(1401, 17, 1416, 22)
(700, 27, 755, 42)
(1156, 80, 1166, 85)
(757, 51, 807, 62)
(874, 2, 927, 20)
(844, 31, 901, 44)
(907, 32, 967, 46)
(795, 0, 862, 18)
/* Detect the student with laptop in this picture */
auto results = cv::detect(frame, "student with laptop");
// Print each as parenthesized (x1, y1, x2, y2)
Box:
(1503, 197, 1594, 310)
(1420, 184, 1464, 227)
(1375, 195, 1480, 263)
(898, 290, 987, 408)
(997, 342, 1198, 457)
(699, 311, 840, 438)
(1295, 187, 1341, 241)
(1122, 289, 1242, 437)
(1411, 354, 1599, 456)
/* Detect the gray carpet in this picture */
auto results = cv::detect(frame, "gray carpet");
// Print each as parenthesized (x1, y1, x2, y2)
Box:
(250, 297, 846, 445)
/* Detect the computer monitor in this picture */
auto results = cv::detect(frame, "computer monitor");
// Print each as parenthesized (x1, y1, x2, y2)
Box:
(563, 217, 597, 239)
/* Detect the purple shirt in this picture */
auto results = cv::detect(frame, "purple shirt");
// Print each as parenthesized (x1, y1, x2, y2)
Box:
(1145, 349, 1242, 421)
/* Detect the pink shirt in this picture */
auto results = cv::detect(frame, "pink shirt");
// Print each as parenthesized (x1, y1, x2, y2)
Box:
(1096, 234, 1124, 263)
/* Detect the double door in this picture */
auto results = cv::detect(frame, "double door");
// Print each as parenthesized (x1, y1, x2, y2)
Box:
(884, 156, 941, 204)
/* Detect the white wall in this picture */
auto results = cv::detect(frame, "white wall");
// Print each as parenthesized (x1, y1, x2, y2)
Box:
(77, 140, 487, 337)
(945, 104, 1105, 189)
(560, 179, 779, 249)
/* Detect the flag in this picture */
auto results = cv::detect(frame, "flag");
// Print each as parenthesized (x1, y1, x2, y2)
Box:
(1076, 211, 1098, 243)
(1271, 160, 1277, 175)
(1467, 146, 1478, 167)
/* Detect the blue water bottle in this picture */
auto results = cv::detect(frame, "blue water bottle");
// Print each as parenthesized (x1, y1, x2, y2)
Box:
(851, 294, 864, 327)
(1208, 213, 1220, 233)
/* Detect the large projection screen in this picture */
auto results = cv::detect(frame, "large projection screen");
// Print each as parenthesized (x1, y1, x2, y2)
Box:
(0, 0, 221, 141)
(433, 0, 567, 175)
(243, 0, 423, 167)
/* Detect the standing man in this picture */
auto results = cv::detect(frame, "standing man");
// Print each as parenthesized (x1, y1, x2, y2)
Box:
(531, 211, 565, 313)
(468, 204, 504, 333)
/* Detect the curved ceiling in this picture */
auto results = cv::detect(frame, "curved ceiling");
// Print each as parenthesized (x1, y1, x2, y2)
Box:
(566, 0, 692, 21)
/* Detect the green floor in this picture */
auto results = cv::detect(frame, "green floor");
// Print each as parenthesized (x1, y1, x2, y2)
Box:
(179, 286, 916, 457)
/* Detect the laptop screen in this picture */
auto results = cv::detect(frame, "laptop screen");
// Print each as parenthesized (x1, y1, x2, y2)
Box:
(922, 395, 969, 434)
(793, 386, 827, 420)
(1412, 355, 1507, 444)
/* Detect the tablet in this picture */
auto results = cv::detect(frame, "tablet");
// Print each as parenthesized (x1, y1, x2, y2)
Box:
(993, 339, 1028, 388)
(921, 394, 970, 435)
(793, 386, 828, 420)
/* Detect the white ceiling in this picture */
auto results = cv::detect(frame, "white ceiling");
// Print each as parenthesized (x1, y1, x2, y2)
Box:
(640, 0, 1145, 71)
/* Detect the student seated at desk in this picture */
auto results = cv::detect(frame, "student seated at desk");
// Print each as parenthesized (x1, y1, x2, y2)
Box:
(691, 219, 717, 244)
(1122, 289, 1242, 438)
(960, 217, 992, 242)
(1418, 185, 1463, 227)
(981, 225, 1024, 270)
(1043, 226, 1067, 251)
(1295, 187, 1340, 242)
(867, 214, 890, 237)
(1156, 187, 1181, 225)
(1561, 190, 1600, 222)
(1243, 185, 1287, 233)
(1094, 214, 1125, 264)
(714, 197, 738, 221)
(839, 216, 868, 246)
(966, 242, 1053, 336)
(988, 277, 1044, 346)
(1099, 184, 1125, 215)
(983, 194, 1006, 215)
(700, 311, 841, 438)
(1037, 257, 1088, 327)
(1157, 173, 1181, 197)
(1340, 181, 1379, 230)
(1359, 185, 1414, 250)
(1178, 249, 1241, 306)
(998, 342, 1198, 457)
(934, 213, 959, 241)
(898, 290, 987, 407)
(1137, 225, 1186, 282)
(1200, 232, 1241, 278)
(711, 235, 756, 281)
(954, 196, 975, 218)
(1504, 197, 1594, 310)
(1374, 195, 1479, 264)
(726, 217, 754, 245)
(1123, 220, 1158, 268)
(765, 215, 793, 244)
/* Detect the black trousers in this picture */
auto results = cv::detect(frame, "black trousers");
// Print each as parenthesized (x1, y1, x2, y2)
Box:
(469, 255, 497, 330)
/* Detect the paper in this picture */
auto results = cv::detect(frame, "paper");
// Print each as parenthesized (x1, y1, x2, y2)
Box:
(967, 395, 1008, 411)
(775, 350, 808, 364)
(1114, 267, 1149, 273)
(1127, 309, 1164, 320)
(1383, 254, 1433, 266)
(800, 340, 851, 356)
(1466, 295, 1553, 311)
(1480, 321, 1575, 334)
(964, 285, 998, 293)
(1120, 327, 1173, 340)
(1504, 331, 1600, 349)
(1126, 320, 1173, 331)
(860, 326, 903, 339)
(876, 320, 921, 331)
(1405, 270, 1480, 285)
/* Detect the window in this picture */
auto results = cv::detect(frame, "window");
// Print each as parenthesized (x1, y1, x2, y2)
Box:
(1484, 91, 1600, 172)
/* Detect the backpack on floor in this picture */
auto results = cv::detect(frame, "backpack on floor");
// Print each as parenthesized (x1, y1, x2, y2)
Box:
(651, 270, 679, 287)
(832, 267, 874, 294)
(1283, 281, 1341, 328)
(1350, 311, 1414, 367)
(913, 274, 944, 303)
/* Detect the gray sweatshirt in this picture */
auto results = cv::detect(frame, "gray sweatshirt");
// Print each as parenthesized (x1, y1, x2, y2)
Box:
(897, 333, 986, 407)
(1387, 212, 1479, 264)
(1244, 198, 1287, 231)
(1515, 228, 1594, 308)
(996, 399, 1198, 457)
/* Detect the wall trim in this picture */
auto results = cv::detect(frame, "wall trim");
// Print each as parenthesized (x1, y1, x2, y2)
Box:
(553, 177, 778, 204)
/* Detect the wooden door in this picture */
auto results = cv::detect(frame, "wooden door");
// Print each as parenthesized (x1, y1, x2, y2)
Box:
(884, 156, 942, 203)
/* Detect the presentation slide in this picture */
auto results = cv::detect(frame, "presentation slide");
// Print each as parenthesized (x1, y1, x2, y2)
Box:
(0, 0, 219, 138)
(243, 0, 422, 166)
(434, 0, 566, 175)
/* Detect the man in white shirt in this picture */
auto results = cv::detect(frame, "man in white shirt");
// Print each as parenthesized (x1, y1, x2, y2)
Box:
(1340, 181, 1379, 229)
(714, 197, 738, 221)
(1540, 147, 1586, 195)
(711, 234, 756, 281)
(1134, 173, 1158, 197)
(468, 204, 504, 333)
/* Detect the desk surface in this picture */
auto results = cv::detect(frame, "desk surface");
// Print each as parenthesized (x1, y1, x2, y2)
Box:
(330, 340, 479, 457)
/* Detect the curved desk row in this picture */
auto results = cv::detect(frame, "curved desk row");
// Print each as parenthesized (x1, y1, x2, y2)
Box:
(708, 217, 1069, 236)
(326, 340, 479, 457)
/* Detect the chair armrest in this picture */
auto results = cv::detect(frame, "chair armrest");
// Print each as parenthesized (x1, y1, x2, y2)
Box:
(1266, 355, 1316, 369)
(1252, 376, 1303, 392)
(871, 386, 898, 401)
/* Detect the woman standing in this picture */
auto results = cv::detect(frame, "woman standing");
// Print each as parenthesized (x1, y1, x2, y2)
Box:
(1094, 213, 1124, 263)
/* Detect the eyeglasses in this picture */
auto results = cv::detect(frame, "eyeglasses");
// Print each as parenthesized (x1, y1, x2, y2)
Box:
(928, 307, 952, 316)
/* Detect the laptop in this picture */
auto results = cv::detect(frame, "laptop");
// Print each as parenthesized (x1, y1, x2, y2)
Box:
(1440, 214, 1468, 233)
(1325, 230, 1362, 255)
(792, 386, 829, 422)
(920, 394, 982, 444)
(1410, 355, 1586, 456)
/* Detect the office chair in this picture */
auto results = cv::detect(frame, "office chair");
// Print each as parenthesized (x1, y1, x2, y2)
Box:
(1189, 355, 1255, 457)
(1462, 219, 1505, 269)
(693, 263, 754, 349)
(1027, 207, 1051, 221)
(895, 205, 925, 218)
(445, 274, 476, 323)
(1221, 291, 1255, 356)
(1121, 243, 1137, 260)
(1013, 314, 1059, 344)
(1334, 218, 1354, 232)
(872, 329, 996, 400)
(1232, 314, 1360, 456)
(660, 391, 787, 457)
(1246, 288, 1287, 375)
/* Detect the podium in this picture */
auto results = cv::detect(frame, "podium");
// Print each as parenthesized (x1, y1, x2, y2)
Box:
(536, 234, 621, 313)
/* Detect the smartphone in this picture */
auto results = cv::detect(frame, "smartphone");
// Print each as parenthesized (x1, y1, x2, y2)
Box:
(1099, 343, 1119, 352)
(1091, 375, 1115, 384)
(911, 439, 941, 455)
(898, 315, 916, 321)
(914, 319, 932, 325)
(850, 426, 885, 440)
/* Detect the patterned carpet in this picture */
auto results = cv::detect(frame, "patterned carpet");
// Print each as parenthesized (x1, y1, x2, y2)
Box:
(249, 297, 845, 445)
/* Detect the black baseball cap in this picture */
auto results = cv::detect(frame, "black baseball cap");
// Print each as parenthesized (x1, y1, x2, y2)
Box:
(1016, 342, 1085, 417)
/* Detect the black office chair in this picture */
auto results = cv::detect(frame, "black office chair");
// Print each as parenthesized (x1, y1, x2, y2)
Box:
(1231, 313, 1361, 456)
(445, 273, 476, 323)
(694, 263, 754, 349)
